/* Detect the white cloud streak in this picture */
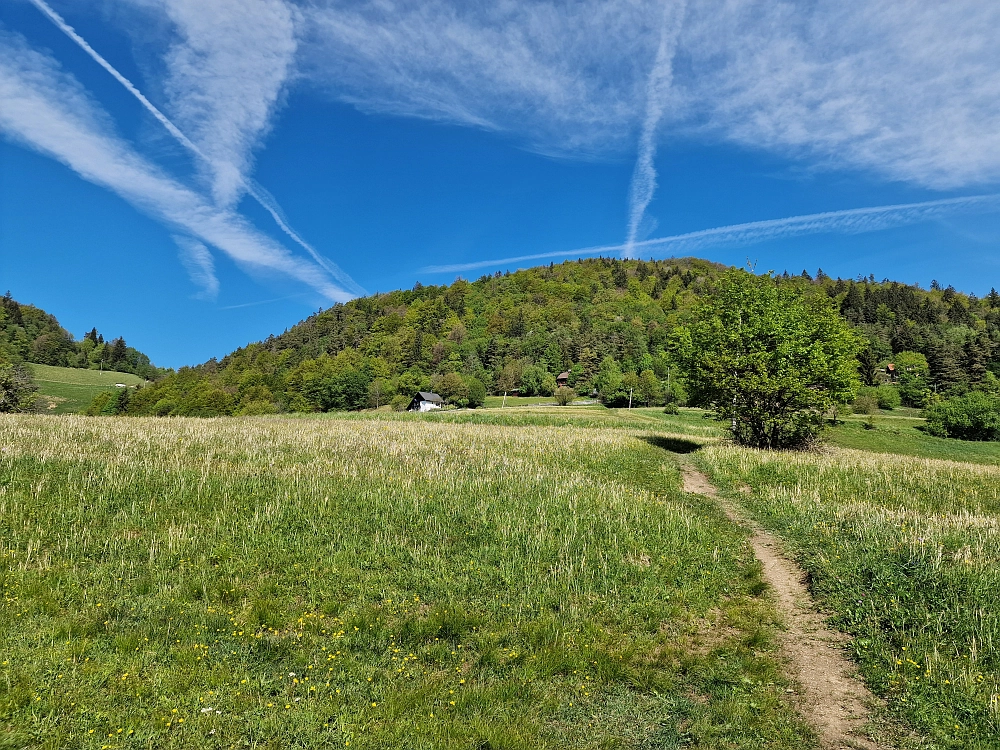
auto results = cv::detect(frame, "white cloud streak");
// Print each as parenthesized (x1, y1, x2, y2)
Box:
(26, 0, 362, 296)
(0, 32, 351, 302)
(421, 194, 1000, 274)
(158, 0, 298, 208)
(174, 235, 218, 299)
(624, 0, 686, 258)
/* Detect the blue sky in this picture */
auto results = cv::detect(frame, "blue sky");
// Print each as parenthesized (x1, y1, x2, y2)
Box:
(2, 0, 1000, 369)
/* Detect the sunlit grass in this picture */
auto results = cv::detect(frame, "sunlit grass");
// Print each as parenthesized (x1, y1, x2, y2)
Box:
(698, 445, 1000, 748)
(0, 414, 803, 749)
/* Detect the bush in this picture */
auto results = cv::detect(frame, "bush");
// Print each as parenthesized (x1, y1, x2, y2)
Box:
(85, 391, 115, 416)
(390, 394, 411, 411)
(853, 395, 878, 415)
(854, 386, 900, 413)
(662, 403, 680, 415)
(153, 398, 177, 416)
(466, 378, 487, 408)
(553, 386, 576, 406)
(0, 363, 37, 413)
(925, 392, 1000, 441)
(874, 385, 901, 410)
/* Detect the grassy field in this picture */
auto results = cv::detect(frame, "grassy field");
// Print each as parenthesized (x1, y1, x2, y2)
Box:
(5, 405, 998, 748)
(0, 413, 809, 749)
(698, 444, 1000, 748)
(482, 396, 561, 408)
(27, 364, 144, 415)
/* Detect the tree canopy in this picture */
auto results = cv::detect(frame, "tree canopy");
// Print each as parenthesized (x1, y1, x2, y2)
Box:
(677, 271, 862, 449)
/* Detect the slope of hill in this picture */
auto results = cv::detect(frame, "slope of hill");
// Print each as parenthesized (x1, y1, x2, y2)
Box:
(126, 257, 1000, 417)
(28, 363, 144, 415)
(0, 291, 165, 381)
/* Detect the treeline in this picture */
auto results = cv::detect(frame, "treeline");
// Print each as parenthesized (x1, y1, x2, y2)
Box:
(115, 257, 1000, 417)
(0, 291, 165, 380)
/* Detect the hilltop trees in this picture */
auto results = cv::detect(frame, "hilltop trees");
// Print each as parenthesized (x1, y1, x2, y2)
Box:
(77, 257, 996, 420)
(0, 293, 163, 379)
(677, 271, 861, 449)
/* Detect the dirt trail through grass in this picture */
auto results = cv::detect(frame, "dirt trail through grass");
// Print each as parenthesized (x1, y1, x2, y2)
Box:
(681, 464, 884, 750)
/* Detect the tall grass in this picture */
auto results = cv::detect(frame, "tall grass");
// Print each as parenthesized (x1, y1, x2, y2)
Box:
(1, 415, 804, 749)
(699, 445, 1000, 748)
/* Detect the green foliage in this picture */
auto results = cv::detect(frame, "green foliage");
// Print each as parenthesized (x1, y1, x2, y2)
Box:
(553, 386, 576, 406)
(81, 258, 996, 420)
(0, 363, 37, 413)
(466, 377, 486, 408)
(853, 394, 878, 415)
(855, 385, 901, 412)
(520, 364, 556, 396)
(925, 392, 1000, 441)
(0, 291, 164, 380)
(679, 271, 862, 449)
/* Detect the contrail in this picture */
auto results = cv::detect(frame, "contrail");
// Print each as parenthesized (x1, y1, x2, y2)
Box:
(26, 0, 364, 297)
(421, 193, 1000, 274)
(624, 1, 687, 259)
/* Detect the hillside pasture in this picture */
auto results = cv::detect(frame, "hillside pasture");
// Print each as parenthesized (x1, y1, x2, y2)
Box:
(0, 414, 806, 749)
(27, 363, 144, 415)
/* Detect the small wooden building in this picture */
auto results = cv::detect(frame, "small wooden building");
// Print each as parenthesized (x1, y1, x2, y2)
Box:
(556, 371, 570, 387)
(408, 391, 444, 412)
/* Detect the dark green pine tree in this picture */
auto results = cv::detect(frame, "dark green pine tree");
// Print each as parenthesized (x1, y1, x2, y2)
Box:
(988, 288, 1000, 308)
(840, 283, 865, 324)
(857, 346, 880, 386)
(408, 330, 424, 368)
(928, 341, 966, 394)
(109, 337, 128, 366)
(963, 335, 992, 384)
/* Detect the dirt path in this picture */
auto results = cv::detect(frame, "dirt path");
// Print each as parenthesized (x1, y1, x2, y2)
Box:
(681, 465, 883, 750)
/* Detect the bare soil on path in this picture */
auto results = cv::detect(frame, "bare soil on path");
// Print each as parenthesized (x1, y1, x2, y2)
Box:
(681, 465, 885, 750)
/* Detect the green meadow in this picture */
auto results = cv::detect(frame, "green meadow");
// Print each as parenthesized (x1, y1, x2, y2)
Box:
(3, 407, 999, 748)
(26, 364, 143, 415)
(0, 413, 805, 749)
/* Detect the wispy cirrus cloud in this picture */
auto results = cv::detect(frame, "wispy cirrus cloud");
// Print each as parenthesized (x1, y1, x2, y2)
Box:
(23, 0, 363, 298)
(157, 0, 299, 208)
(174, 235, 218, 300)
(677, 1, 1000, 189)
(0, 31, 350, 301)
(422, 193, 1000, 274)
(300, 0, 657, 155)
(301, 1, 1000, 190)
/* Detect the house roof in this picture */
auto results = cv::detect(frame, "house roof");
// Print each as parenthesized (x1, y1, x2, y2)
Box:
(416, 391, 443, 402)
(557, 371, 570, 379)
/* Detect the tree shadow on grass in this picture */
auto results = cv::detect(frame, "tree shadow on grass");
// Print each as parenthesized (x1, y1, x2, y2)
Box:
(641, 435, 703, 454)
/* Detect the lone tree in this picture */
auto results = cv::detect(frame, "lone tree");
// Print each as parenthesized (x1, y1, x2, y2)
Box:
(676, 270, 861, 449)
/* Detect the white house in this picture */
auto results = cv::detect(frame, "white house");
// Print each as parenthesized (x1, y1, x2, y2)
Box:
(408, 391, 444, 412)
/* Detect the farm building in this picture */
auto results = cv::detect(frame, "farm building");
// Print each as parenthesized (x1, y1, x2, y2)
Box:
(408, 391, 444, 412)
(556, 371, 570, 387)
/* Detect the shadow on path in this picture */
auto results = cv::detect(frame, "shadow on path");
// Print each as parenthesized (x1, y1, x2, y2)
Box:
(641, 435, 702, 454)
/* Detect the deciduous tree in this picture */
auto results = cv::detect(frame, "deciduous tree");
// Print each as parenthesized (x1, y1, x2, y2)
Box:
(676, 271, 861, 449)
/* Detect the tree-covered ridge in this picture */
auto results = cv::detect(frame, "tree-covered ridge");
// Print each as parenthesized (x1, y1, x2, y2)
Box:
(122, 258, 999, 417)
(0, 291, 165, 380)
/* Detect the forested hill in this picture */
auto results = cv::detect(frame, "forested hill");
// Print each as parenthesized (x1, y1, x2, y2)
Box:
(0, 291, 165, 380)
(121, 257, 1000, 417)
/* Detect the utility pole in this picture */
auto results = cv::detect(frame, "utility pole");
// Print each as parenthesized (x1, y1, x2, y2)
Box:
(628, 388, 633, 409)
(502, 391, 507, 409)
